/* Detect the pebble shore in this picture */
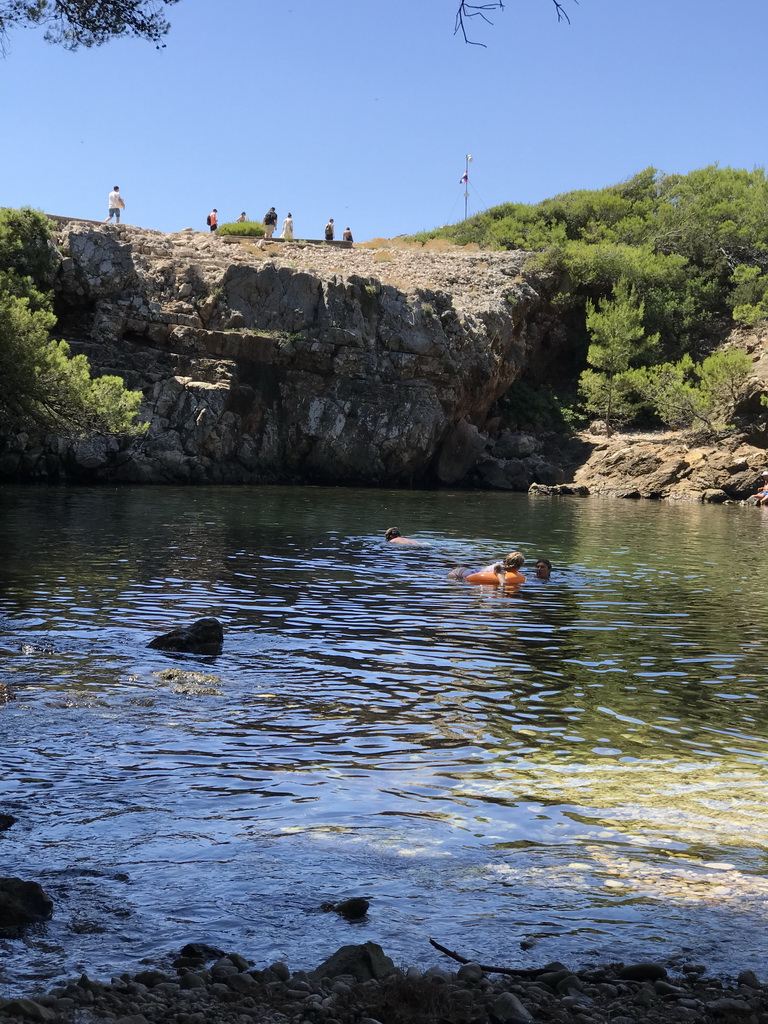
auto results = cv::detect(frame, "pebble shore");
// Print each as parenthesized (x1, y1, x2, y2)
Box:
(1, 941, 766, 1024)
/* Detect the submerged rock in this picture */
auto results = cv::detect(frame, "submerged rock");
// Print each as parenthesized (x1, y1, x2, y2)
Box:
(321, 897, 370, 920)
(152, 668, 223, 696)
(147, 617, 224, 654)
(0, 877, 53, 932)
(19, 642, 57, 655)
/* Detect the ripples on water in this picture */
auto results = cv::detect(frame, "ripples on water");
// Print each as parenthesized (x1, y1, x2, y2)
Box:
(1, 485, 767, 990)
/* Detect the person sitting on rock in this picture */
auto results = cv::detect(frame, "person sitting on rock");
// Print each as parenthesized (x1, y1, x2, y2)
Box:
(753, 471, 768, 504)
(534, 558, 552, 579)
(448, 551, 525, 585)
(384, 526, 430, 547)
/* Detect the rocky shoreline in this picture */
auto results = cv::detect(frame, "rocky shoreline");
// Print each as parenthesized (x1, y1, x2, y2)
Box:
(1, 939, 766, 1024)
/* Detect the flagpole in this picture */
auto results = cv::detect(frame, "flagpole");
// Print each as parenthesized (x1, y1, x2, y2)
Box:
(464, 154, 469, 220)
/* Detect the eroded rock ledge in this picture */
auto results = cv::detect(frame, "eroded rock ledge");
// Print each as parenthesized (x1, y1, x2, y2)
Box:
(2, 223, 766, 499)
(0, 223, 560, 487)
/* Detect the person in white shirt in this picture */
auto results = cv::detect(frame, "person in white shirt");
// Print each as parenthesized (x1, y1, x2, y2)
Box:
(104, 186, 125, 224)
(280, 213, 294, 240)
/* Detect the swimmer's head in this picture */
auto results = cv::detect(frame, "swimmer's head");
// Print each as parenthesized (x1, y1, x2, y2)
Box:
(534, 558, 552, 579)
(384, 527, 401, 541)
(503, 551, 525, 571)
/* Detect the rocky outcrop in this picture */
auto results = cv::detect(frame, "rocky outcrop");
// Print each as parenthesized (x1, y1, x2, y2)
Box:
(2, 223, 766, 498)
(147, 617, 224, 655)
(570, 430, 767, 501)
(0, 223, 563, 486)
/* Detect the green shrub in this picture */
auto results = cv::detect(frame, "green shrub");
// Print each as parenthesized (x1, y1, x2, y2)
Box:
(0, 207, 145, 438)
(406, 165, 768, 363)
(217, 221, 266, 238)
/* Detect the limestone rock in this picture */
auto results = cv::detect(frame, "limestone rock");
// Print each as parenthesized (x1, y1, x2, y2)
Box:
(436, 419, 486, 484)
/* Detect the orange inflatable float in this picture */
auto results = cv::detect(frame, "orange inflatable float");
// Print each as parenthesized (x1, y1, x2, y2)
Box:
(465, 569, 525, 585)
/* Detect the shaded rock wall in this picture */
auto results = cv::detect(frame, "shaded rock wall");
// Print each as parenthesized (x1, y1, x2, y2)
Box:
(3, 223, 562, 486)
(4, 224, 766, 500)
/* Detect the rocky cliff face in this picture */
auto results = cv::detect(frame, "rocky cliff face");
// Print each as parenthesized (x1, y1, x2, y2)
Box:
(4, 222, 767, 499)
(17, 222, 565, 486)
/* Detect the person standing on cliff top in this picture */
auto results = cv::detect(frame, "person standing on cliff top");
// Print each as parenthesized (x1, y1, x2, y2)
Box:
(280, 212, 294, 240)
(325, 218, 335, 241)
(104, 186, 125, 224)
(207, 209, 218, 232)
(263, 207, 278, 238)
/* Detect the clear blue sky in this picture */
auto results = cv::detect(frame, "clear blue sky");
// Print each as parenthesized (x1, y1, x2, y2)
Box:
(1, 0, 766, 241)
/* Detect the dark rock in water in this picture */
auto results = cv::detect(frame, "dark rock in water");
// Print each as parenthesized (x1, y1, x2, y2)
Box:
(147, 617, 223, 654)
(738, 970, 761, 989)
(0, 814, 17, 831)
(0, 877, 53, 932)
(321, 897, 370, 920)
(309, 941, 396, 982)
(618, 962, 668, 982)
(176, 942, 226, 963)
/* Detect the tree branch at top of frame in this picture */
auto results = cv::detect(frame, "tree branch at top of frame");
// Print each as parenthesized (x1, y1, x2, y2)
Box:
(0, 0, 179, 53)
(454, 0, 577, 46)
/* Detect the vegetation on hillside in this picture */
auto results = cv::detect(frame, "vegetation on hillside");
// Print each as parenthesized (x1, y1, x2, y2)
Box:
(216, 221, 266, 238)
(0, 207, 146, 438)
(409, 165, 767, 430)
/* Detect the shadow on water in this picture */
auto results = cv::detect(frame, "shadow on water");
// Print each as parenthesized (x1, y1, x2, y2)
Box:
(1, 485, 767, 990)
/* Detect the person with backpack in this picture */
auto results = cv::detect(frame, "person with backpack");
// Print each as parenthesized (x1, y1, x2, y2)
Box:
(263, 207, 278, 239)
(324, 218, 335, 241)
(207, 209, 218, 232)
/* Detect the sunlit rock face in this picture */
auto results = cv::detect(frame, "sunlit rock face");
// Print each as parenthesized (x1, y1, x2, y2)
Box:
(28, 222, 562, 486)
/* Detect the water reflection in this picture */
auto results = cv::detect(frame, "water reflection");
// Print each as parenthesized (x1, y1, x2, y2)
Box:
(1, 485, 767, 989)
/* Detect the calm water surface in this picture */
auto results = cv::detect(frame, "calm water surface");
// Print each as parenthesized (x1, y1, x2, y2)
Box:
(1, 485, 767, 991)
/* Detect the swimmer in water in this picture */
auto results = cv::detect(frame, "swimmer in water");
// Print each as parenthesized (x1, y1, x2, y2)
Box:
(449, 551, 525, 585)
(534, 558, 552, 580)
(384, 526, 430, 547)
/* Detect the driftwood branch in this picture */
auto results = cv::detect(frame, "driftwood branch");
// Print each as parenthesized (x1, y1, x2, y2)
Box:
(428, 938, 539, 977)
